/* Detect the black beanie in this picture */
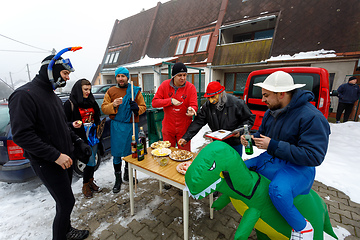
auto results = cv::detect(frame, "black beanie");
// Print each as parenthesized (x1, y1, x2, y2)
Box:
(172, 62, 187, 77)
(349, 76, 357, 81)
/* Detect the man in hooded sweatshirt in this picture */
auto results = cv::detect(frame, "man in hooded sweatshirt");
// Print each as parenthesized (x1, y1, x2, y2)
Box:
(101, 67, 146, 193)
(240, 71, 330, 240)
(8, 54, 90, 240)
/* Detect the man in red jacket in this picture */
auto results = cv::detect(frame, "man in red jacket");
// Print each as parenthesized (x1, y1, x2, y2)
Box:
(152, 62, 198, 151)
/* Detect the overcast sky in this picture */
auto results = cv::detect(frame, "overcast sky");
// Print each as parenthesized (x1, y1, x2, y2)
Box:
(0, 0, 170, 90)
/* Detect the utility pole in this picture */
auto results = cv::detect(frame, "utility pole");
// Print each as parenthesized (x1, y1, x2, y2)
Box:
(26, 64, 31, 82)
(9, 72, 14, 89)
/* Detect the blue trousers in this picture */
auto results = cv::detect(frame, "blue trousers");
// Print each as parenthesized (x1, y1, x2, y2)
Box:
(244, 151, 315, 231)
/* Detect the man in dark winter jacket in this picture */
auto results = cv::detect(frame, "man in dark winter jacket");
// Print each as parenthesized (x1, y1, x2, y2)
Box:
(8, 54, 90, 240)
(240, 71, 330, 240)
(178, 81, 255, 155)
(336, 76, 360, 122)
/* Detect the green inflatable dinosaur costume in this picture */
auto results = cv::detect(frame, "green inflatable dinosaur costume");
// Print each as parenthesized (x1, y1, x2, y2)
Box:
(185, 141, 337, 240)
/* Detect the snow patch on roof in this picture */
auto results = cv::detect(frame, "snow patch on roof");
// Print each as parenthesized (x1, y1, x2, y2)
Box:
(267, 49, 337, 62)
(122, 55, 177, 69)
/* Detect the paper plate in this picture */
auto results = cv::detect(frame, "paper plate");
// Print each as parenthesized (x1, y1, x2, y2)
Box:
(169, 150, 193, 162)
(151, 147, 171, 157)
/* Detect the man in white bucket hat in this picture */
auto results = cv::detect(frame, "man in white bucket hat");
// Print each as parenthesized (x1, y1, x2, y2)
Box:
(241, 71, 330, 240)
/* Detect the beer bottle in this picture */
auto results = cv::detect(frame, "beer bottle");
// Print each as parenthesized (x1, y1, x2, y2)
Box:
(244, 124, 254, 155)
(137, 137, 145, 161)
(131, 135, 137, 158)
(139, 126, 147, 154)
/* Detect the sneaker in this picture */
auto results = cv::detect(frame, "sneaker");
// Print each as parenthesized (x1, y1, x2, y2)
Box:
(88, 178, 101, 193)
(336, 121, 340, 123)
(82, 183, 93, 199)
(66, 226, 89, 240)
(290, 220, 313, 240)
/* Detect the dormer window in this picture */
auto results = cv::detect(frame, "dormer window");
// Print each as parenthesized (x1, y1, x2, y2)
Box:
(185, 37, 198, 54)
(175, 39, 187, 55)
(197, 34, 210, 52)
(175, 33, 211, 56)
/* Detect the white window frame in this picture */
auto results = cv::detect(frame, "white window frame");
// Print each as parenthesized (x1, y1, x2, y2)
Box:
(185, 37, 198, 54)
(175, 39, 187, 55)
(197, 34, 210, 52)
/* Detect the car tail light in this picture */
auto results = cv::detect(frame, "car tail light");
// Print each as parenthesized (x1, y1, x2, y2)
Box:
(7, 140, 25, 160)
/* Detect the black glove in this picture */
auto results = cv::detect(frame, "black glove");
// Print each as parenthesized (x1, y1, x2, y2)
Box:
(129, 100, 139, 116)
(74, 138, 92, 164)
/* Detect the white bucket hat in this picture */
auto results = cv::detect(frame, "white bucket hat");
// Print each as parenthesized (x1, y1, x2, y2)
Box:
(254, 71, 306, 92)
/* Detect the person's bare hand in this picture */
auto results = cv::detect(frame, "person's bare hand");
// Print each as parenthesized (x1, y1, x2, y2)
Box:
(240, 135, 250, 146)
(73, 120, 82, 128)
(186, 107, 197, 117)
(55, 153, 73, 170)
(178, 138, 188, 147)
(232, 132, 240, 138)
(171, 98, 182, 106)
(113, 97, 123, 107)
(253, 134, 271, 150)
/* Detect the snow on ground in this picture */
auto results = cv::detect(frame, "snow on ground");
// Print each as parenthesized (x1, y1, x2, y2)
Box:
(1, 122, 359, 239)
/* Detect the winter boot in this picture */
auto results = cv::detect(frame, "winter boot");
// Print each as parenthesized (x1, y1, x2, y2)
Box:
(123, 167, 138, 184)
(113, 171, 122, 193)
(123, 168, 129, 182)
(66, 226, 89, 240)
(82, 183, 93, 198)
(89, 178, 101, 193)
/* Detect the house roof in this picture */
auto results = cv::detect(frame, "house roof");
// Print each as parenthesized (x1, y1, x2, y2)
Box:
(102, 0, 360, 70)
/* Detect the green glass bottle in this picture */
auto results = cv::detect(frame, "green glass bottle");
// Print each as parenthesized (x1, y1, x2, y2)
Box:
(244, 124, 254, 155)
(137, 137, 145, 161)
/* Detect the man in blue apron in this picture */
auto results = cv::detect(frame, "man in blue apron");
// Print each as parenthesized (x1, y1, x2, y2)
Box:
(102, 67, 147, 193)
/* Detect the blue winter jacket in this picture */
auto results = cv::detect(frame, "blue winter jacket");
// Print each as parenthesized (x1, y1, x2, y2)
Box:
(254, 89, 330, 167)
(337, 82, 360, 104)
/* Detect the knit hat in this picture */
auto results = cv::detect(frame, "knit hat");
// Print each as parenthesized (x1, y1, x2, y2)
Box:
(115, 67, 129, 79)
(349, 76, 357, 81)
(204, 81, 225, 97)
(172, 62, 187, 77)
(254, 71, 305, 92)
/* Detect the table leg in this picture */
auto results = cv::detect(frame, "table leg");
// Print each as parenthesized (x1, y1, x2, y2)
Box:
(129, 164, 134, 216)
(209, 193, 214, 219)
(183, 189, 189, 240)
(159, 180, 162, 194)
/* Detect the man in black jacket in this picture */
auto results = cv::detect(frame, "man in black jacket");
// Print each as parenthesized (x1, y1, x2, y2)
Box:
(336, 76, 360, 122)
(9, 54, 90, 240)
(178, 81, 255, 155)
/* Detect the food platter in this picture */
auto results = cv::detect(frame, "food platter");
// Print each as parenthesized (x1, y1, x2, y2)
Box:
(169, 150, 193, 162)
(151, 147, 172, 157)
(150, 140, 171, 149)
(176, 161, 192, 175)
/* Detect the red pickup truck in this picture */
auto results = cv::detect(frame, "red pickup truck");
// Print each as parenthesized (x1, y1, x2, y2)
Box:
(243, 67, 330, 130)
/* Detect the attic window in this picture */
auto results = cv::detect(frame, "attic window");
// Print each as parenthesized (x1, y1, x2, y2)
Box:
(197, 34, 210, 52)
(175, 39, 187, 55)
(185, 37, 198, 54)
(104, 50, 121, 64)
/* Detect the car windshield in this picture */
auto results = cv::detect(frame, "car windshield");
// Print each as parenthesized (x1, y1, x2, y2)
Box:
(0, 104, 10, 136)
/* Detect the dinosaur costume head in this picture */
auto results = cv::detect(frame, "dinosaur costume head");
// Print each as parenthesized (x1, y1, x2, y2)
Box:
(185, 141, 338, 240)
(185, 141, 258, 200)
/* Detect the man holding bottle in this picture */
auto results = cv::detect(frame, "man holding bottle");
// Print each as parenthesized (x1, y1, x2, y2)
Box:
(240, 71, 330, 240)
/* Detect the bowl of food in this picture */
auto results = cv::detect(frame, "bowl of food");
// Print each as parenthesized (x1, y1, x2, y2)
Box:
(157, 157, 169, 166)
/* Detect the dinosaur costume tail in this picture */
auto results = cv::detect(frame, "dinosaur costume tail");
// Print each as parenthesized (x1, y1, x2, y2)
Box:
(324, 205, 338, 239)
